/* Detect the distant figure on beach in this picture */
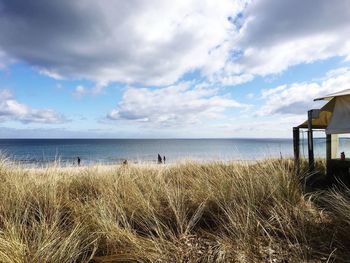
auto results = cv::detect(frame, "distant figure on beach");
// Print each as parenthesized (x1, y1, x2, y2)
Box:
(77, 156, 81, 166)
(157, 154, 162, 164)
(163, 156, 166, 164)
(122, 159, 128, 165)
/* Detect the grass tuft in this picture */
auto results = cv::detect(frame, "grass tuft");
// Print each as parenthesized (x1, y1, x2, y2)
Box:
(0, 158, 348, 262)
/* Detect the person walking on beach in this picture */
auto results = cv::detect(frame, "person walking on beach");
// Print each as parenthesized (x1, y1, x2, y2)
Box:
(163, 156, 166, 164)
(77, 156, 81, 166)
(157, 154, 162, 164)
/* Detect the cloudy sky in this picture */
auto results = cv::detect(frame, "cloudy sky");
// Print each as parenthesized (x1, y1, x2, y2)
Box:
(0, 0, 349, 138)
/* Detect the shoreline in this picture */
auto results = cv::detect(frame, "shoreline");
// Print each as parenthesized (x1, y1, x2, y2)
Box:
(5, 158, 263, 171)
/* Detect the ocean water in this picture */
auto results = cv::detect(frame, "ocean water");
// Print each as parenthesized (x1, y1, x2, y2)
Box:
(0, 138, 349, 166)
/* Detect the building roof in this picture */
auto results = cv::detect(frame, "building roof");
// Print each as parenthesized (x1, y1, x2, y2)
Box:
(314, 88, 350, 101)
(299, 88, 350, 134)
(298, 98, 334, 129)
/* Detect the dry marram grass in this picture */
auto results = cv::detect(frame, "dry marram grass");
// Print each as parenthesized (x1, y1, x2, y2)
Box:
(0, 158, 348, 262)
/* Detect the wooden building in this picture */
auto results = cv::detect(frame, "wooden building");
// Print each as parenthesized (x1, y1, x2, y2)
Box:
(293, 89, 350, 177)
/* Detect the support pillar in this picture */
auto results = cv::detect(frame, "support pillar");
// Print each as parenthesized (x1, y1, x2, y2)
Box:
(293, 127, 300, 175)
(326, 134, 331, 176)
(331, 134, 339, 159)
(307, 110, 315, 172)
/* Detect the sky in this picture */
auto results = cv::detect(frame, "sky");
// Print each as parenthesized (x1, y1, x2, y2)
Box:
(0, 0, 350, 138)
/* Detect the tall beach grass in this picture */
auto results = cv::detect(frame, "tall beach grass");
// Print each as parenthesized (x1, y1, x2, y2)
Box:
(0, 157, 348, 262)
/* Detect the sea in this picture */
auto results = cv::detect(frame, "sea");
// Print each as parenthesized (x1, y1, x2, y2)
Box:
(0, 138, 350, 166)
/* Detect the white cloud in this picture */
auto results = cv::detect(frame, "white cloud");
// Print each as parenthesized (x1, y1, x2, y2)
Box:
(72, 83, 110, 97)
(107, 82, 247, 127)
(38, 68, 64, 80)
(0, 90, 66, 124)
(258, 67, 350, 116)
(0, 0, 348, 116)
(215, 0, 350, 85)
(73, 85, 87, 97)
(0, 0, 245, 86)
(210, 115, 305, 138)
(0, 89, 12, 100)
(261, 85, 286, 99)
(0, 0, 349, 88)
(0, 49, 14, 69)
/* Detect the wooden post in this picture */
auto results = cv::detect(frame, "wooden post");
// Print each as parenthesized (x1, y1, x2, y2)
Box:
(331, 134, 339, 159)
(307, 110, 315, 172)
(293, 127, 300, 175)
(326, 133, 331, 176)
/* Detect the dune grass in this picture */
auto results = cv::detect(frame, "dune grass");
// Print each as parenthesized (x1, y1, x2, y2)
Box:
(0, 158, 349, 262)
